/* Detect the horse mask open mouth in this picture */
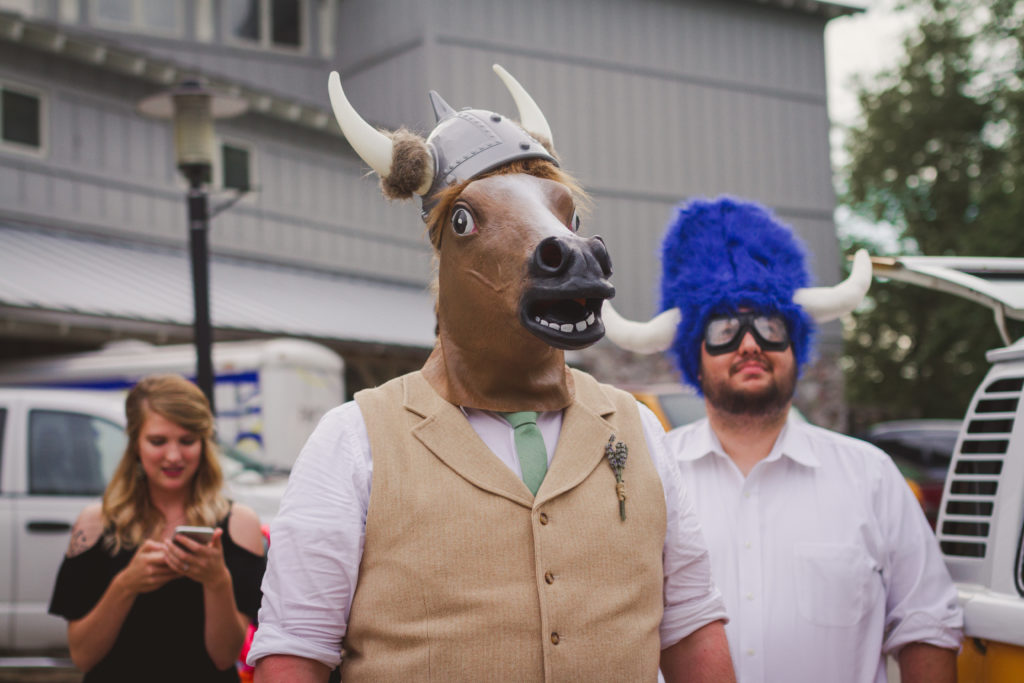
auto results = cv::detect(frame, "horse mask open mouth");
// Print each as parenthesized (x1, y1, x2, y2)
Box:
(521, 235, 614, 350)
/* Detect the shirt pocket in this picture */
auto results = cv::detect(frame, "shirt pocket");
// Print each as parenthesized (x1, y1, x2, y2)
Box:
(794, 542, 880, 627)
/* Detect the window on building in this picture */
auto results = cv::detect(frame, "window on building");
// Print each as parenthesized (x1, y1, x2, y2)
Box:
(225, 0, 303, 50)
(0, 0, 37, 17)
(92, 0, 182, 35)
(1, 84, 42, 152)
(221, 142, 252, 192)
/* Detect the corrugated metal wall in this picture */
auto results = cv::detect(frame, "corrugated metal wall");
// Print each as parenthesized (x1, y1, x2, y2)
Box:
(0, 37, 433, 287)
(335, 0, 841, 341)
(0, 0, 842, 346)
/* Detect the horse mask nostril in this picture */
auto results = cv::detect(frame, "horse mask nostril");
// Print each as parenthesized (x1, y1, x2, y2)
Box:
(589, 236, 612, 276)
(536, 237, 569, 273)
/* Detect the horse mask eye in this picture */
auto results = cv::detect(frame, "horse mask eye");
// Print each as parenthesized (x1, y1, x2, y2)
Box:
(451, 207, 477, 236)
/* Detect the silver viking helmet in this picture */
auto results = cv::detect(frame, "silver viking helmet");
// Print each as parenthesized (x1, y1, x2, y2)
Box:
(327, 65, 557, 221)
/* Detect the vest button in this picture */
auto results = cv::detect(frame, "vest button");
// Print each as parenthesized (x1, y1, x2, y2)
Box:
(544, 571, 555, 584)
(550, 632, 560, 645)
(539, 512, 549, 525)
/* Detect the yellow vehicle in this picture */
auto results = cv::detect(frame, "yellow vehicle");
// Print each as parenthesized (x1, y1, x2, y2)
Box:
(627, 383, 710, 432)
(872, 256, 1024, 682)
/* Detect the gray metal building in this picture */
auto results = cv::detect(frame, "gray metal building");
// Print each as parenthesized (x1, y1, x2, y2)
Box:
(0, 0, 859, 411)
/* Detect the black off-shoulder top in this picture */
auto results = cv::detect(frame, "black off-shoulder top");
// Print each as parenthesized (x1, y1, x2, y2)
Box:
(49, 507, 266, 683)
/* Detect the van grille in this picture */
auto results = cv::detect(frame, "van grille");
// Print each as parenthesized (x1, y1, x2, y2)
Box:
(938, 376, 1020, 560)
(976, 398, 1019, 413)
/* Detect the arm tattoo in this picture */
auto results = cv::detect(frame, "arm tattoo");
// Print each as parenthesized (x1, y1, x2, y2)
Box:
(67, 527, 91, 557)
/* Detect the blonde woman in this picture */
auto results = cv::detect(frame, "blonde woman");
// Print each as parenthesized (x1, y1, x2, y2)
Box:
(49, 374, 266, 682)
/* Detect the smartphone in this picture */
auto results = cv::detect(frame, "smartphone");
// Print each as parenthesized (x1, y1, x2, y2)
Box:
(174, 525, 216, 546)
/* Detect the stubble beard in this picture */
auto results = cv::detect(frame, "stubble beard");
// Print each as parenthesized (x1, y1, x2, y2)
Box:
(701, 353, 797, 419)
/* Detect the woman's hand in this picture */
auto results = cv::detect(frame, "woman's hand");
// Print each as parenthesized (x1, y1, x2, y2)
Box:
(165, 528, 231, 588)
(117, 539, 180, 596)
(167, 525, 248, 669)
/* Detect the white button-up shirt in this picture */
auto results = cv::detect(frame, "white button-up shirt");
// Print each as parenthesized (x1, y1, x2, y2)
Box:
(667, 416, 962, 683)
(249, 400, 726, 669)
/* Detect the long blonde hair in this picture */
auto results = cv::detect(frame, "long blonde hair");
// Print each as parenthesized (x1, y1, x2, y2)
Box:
(102, 374, 229, 553)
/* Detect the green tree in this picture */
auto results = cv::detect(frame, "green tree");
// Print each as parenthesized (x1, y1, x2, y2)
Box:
(839, 0, 1024, 431)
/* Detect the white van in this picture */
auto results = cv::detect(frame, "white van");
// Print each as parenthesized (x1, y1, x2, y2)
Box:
(871, 256, 1024, 680)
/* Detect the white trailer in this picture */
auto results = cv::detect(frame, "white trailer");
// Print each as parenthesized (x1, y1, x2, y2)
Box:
(0, 337, 344, 470)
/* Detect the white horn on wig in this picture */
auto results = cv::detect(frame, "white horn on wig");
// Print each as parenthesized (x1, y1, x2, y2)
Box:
(328, 71, 433, 193)
(792, 248, 873, 323)
(602, 301, 682, 354)
(492, 64, 554, 145)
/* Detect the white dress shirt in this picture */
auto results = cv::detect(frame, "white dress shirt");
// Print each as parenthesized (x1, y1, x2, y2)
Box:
(249, 400, 726, 669)
(668, 416, 963, 683)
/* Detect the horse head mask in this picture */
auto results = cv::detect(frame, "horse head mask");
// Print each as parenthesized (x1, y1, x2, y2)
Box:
(328, 66, 614, 411)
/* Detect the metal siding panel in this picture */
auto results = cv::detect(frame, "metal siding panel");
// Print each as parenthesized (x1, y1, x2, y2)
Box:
(765, 100, 784, 201)
(113, 108, 134, 180)
(345, 50, 430, 131)
(731, 97, 754, 197)
(336, 0, 424, 72)
(591, 196, 651, 319)
(48, 95, 71, 166)
(0, 0, 839, 321)
(126, 116, 146, 180)
(627, 74, 650, 193)
(49, 174, 73, 218)
(702, 86, 726, 194)
(0, 166, 17, 206)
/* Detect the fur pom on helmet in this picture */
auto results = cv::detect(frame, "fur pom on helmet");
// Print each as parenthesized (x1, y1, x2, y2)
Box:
(528, 132, 557, 160)
(380, 128, 431, 200)
(659, 196, 816, 393)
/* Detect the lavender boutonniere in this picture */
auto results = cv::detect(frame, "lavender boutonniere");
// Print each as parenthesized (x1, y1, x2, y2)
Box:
(605, 435, 628, 521)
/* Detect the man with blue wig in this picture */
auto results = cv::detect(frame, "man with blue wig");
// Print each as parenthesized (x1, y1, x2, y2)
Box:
(604, 196, 963, 683)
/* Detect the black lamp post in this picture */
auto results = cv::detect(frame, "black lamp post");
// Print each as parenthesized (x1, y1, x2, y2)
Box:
(138, 79, 247, 412)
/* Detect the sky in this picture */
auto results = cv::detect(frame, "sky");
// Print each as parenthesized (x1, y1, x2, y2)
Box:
(825, 0, 920, 139)
(824, 0, 923, 246)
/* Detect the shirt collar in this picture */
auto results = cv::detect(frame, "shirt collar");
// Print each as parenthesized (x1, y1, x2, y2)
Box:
(769, 418, 820, 468)
(680, 415, 820, 469)
(675, 419, 721, 462)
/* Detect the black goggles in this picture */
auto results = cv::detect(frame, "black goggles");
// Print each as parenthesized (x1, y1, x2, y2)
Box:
(703, 312, 791, 355)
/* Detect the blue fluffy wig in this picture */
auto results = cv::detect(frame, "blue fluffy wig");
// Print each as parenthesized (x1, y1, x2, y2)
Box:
(659, 196, 816, 393)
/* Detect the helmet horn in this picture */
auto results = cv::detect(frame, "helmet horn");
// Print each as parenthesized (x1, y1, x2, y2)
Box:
(327, 71, 434, 194)
(492, 64, 553, 145)
(601, 301, 682, 354)
(792, 248, 873, 322)
(602, 249, 871, 354)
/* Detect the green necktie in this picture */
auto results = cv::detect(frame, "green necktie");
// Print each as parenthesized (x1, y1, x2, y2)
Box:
(502, 411, 548, 495)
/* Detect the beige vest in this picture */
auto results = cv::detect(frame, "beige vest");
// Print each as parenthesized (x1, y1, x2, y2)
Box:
(344, 369, 666, 682)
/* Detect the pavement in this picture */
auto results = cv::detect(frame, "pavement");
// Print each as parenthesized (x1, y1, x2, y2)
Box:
(0, 669, 80, 682)
(0, 658, 79, 683)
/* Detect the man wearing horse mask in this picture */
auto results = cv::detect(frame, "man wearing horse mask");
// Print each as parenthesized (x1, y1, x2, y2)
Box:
(248, 67, 733, 682)
(604, 196, 962, 683)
